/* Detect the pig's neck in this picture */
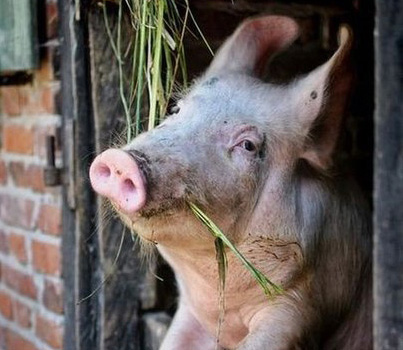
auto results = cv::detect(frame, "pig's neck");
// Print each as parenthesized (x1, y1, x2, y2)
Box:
(157, 243, 221, 292)
(157, 242, 263, 347)
(159, 237, 302, 285)
(156, 231, 303, 313)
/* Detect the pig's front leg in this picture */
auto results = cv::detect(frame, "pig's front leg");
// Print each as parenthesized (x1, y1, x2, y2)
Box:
(236, 295, 313, 350)
(160, 302, 220, 350)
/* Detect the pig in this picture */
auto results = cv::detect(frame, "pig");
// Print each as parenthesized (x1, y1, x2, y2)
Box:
(89, 16, 372, 350)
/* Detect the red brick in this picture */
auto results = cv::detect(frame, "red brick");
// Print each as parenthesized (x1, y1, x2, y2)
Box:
(19, 85, 57, 115)
(0, 230, 9, 254)
(18, 86, 39, 115)
(37, 56, 53, 83)
(9, 233, 28, 264)
(2, 264, 37, 300)
(6, 330, 38, 350)
(13, 299, 32, 328)
(0, 160, 7, 185)
(0, 195, 35, 229)
(35, 314, 63, 349)
(37, 204, 62, 236)
(2, 125, 34, 155)
(9, 162, 45, 193)
(32, 241, 61, 276)
(0, 291, 13, 320)
(41, 86, 55, 114)
(15, 86, 32, 113)
(43, 279, 63, 314)
(0, 87, 22, 116)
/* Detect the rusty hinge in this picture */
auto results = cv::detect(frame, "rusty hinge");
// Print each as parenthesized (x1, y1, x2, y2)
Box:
(44, 135, 62, 186)
(43, 120, 76, 209)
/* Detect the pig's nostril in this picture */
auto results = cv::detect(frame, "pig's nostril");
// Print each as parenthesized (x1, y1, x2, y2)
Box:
(98, 164, 111, 178)
(90, 149, 146, 214)
(123, 178, 136, 193)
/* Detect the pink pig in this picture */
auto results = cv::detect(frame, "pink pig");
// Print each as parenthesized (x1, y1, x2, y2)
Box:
(90, 16, 372, 350)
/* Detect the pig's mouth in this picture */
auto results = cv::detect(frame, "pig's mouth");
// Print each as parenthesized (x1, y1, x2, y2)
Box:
(113, 195, 186, 223)
(115, 199, 192, 244)
(137, 198, 187, 219)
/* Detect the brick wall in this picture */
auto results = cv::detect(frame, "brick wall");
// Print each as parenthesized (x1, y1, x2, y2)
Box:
(0, 1, 64, 350)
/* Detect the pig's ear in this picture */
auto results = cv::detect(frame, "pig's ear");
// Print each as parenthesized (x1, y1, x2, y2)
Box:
(295, 25, 354, 170)
(206, 16, 299, 77)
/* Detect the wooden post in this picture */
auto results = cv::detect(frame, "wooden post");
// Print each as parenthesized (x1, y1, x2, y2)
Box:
(58, 1, 102, 349)
(374, 0, 403, 349)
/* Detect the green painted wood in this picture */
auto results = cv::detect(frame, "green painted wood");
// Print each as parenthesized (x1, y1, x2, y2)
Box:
(0, 0, 38, 72)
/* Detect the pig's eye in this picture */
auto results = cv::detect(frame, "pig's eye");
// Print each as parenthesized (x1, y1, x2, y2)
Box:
(168, 104, 180, 115)
(240, 140, 256, 152)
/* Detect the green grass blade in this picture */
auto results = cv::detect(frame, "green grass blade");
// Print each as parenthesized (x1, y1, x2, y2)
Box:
(162, 1, 190, 116)
(135, 0, 148, 136)
(117, 0, 132, 141)
(163, 40, 173, 99)
(214, 237, 227, 348)
(102, 3, 122, 63)
(129, 27, 140, 108)
(102, 2, 132, 140)
(148, 0, 165, 130)
(188, 202, 283, 297)
(188, 5, 214, 57)
(215, 237, 228, 294)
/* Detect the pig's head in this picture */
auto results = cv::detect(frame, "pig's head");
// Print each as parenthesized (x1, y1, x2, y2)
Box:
(90, 16, 353, 251)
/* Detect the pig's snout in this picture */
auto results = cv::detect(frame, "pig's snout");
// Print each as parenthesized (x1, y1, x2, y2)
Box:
(89, 149, 146, 215)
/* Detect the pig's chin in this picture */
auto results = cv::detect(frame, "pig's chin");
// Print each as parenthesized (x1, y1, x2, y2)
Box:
(113, 199, 188, 243)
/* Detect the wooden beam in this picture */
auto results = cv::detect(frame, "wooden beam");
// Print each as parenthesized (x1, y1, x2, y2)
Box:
(374, 0, 403, 348)
(58, 0, 101, 349)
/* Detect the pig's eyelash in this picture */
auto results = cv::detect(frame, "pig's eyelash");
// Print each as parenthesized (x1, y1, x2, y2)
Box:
(168, 104, 180, 115)
(236, 139, 257, 152)
(230, 126, 262, 150)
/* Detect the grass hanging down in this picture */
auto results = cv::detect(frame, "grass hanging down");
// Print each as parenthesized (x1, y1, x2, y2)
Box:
(214, 237, 228, 348)
(189, 203, 283, 346)
(102, 0, 213, 141)
(188, 203, 283, 299)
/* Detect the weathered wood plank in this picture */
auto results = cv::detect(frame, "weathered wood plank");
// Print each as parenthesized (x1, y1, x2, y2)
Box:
(0, 0, 39, 71)
(58, 0, 102, 349)
(374, 0, 403, 349)
(191, 0, 353, 17)
(88, 4, 146, 349)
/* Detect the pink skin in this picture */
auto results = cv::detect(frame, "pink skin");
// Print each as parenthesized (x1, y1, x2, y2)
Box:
(89, 149, 146, 215)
